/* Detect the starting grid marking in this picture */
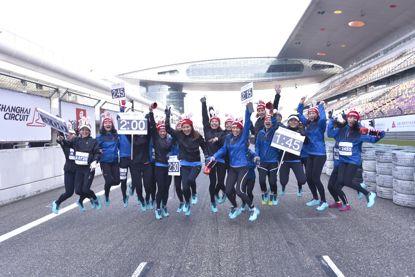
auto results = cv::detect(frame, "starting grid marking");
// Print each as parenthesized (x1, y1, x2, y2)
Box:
(318, 255, 345, 277)
(131, 262, 152, 277)
(0, 180, 129, 244)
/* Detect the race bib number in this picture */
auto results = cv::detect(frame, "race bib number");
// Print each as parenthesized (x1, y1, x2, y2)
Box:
(168, 156, 180, 176)
(119, 168, 127, 180)
(338, 142, 353, 156)
(75, 151, 89, 165)
(333, 147, 339, 160)
(69, 148, 75, 160)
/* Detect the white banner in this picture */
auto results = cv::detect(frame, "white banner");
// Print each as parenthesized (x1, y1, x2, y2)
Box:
(361, 114, 415, 132)
(0, 89, 51, 142)
(60, 101, 96, 136)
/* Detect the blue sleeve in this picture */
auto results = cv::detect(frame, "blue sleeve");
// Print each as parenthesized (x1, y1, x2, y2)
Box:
(318, 103, 327, 130)
(297, 103, 307, 125)
(213, 142, 227, 160)
(241, 107, 252, 141)
(361, 131, 385, 143)
(270, 116, 278, 132)
(327, 119, 339, 139)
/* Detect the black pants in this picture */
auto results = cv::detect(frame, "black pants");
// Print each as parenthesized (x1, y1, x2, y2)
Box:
(56, 171, 76, 206)
(150, 163, 156, 201)
(280, 161, 307, 192)
(119, 157, 132, 200)
(305, 155, 327, 202)
(181, 166, 201, 204)
(258, 162, 278, 194)
(335, 163, 369, 205)
(208, 162, 227, 203)
(155, 166, 172, 209)
(226, 166, 253, 208)
(327, 166, 340, 202)
(101, 162, 120, 200)
(130, 162, 153, 203)
(174, 176, 184, 202)
(241, 177, 255, 205)
(75, 167, 97, 204)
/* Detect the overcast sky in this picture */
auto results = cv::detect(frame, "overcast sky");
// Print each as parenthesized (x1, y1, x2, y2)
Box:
(0, 0, 317, 120)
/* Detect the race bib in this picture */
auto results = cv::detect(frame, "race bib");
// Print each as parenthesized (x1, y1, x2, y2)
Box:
(168, 156, 180, 176)
(69, 148, 75, 160)
(338, 142, 353, 157)
(75, 151, 89, 165)
(120, 168, 127, 180)
(333, 147, 339, 160)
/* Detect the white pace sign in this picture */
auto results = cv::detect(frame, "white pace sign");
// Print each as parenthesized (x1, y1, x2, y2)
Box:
(111, 83, 126, 99)
(240, 82, 254, 104)
(271, 127, 305, 156)
(117, 112, 147, 135)
(37, 108, 69, 134)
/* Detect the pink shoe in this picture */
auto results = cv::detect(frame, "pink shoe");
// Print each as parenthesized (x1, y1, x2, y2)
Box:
(339, 204, 351, 212)
(329, 202, 342, 209)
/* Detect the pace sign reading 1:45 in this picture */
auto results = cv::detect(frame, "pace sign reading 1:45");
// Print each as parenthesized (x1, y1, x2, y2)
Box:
(271, 127, 305, 156)
(117, 112, 147, 135)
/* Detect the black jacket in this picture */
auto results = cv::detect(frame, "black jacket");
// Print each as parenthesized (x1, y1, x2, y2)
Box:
(201, 101, 226, 157)
(69, 136, 101, 166)
(57, 139, 76, 172)
(251, 93, 281, 139)
(149, 112, 173, 164)
(166, 111, 208, 163)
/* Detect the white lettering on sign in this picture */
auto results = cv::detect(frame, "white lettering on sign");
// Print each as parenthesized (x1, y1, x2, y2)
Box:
(240, 82, 254, 104)
(117, 113, 147, 135)
(338, 142, 353, 156)
(271, 127, 305, 156)
(168, 155, 180, 176)
(37, 108, 69, 134)
(75, 151, 89, 165)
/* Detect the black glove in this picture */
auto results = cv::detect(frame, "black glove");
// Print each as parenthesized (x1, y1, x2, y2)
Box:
(328, 110, 333, 119)
(200, 97, 206, 103)
(165, 106, 171, 116)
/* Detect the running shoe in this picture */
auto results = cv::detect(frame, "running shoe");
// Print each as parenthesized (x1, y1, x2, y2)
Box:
(95, 196, 102, 210)
(228, 207, 241, 219)
(268, 194, 274, 206)
(191, 194, 198, 205)
(306, 199, 320, 207)
(339, 204, 351, 212)
(240, 203, 246, 212)
(297, 188, 303, 198)
(123, 195, 129, 208)
(280, 187, 286, 197)
(155, 209, 162, 220)
(105, 197, 110, 207)
(162, 207, 170, 217)
(358, 183, 367, 200)
(261, 193, 269, 205)
(184, 203, 191, 216)
(217, 193, 227, 204)
(76, 200, 86, 212)
(210, 202, 218, 213)
(90, 198, 96, 209)
(316, 202, 329, 211)
(177, 202, 184, 213)
(271, 195, 279, 206)
(248, 207, 260, 222)
(139, 201, 147, 212)
(367, 192, 376, 208)
(51, 201, 59, 214)
(329, 201, 342, 209)
(148, 200, 155, 210)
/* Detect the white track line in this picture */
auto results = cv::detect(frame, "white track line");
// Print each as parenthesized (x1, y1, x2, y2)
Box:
(322, 255, 345, 277)
(131, 262, 148, 277)
(0, 180, 129, 244)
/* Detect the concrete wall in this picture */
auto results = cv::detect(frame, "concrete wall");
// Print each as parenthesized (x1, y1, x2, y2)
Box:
(0, 146, 101, 206)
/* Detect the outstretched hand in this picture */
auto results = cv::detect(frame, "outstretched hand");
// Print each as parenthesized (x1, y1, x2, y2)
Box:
(300, 97, 306, 104)
(200, 96, 206, 103)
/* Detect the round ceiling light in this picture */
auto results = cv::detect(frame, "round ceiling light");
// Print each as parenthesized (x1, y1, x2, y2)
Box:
(348, 20, 366, 28)
(317, 52, 327, 56)
(334, 10, 343, 14)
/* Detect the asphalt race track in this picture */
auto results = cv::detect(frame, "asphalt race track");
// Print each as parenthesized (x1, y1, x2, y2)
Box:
(1, 173, 414, 277)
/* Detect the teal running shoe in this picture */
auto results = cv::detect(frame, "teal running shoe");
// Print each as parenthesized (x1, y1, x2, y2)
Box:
(52, 201, 59, 214)
(306, 199, 320, 207)
(248, 207, 260, 222)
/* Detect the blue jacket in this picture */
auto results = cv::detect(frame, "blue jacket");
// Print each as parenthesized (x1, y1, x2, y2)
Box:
(297, 103, 326, 156)
(119, 135, 131, 158)
(333, 141, 340, 167)
(255, 116, 281, 163)
(246, 149, 257, 180)
(97, 132, 119, 163)
(214, 107, 252, 167)
(170, 142, 179, 156)
(327, 118, 384, 166)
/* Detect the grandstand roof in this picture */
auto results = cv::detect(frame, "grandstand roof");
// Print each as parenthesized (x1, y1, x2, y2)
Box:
(278, 0, 415, 68)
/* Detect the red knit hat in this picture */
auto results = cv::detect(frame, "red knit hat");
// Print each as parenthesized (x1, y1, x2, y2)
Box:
(101, 111, 113, 125)
(232, 119, 243, 129)
(225, 116, 234, 125)
(210, 116, 220, 124)
(347, 110, 360, 121)
(156, 120, 166, 131)
(181, 118, 193, 127)
(308, 107, 319, 116)
(257, 101, 266, 111)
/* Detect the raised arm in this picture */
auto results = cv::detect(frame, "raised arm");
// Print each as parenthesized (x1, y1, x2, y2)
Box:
(273, 91, 281, 110)
(242, 105, 253, 141)
(148, 110, 157, 139)
(327, 118, 340, 139)
(318, 102, 327, 130)
(297, 103, 308, 125)
(201, 97, 210, 130)
(164, 107, 176, 138)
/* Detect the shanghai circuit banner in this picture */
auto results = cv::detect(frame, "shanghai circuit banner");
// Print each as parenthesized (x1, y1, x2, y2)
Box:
(361, 114, 415, 132)
(0, 88, 51, 142)
(60, 101, 97, 136)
